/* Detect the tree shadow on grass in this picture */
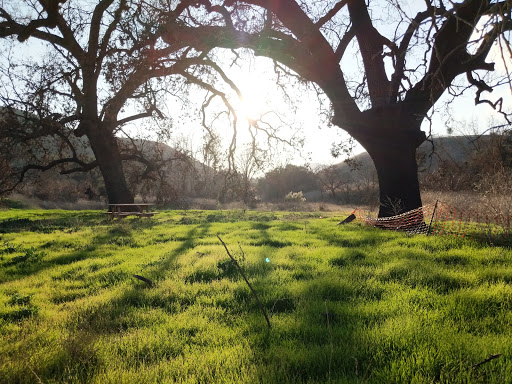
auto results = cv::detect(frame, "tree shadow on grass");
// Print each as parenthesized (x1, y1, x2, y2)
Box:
(149, 223, 211, 281)
(227, 221, 398, 382)
(0, 218, 156, 284)
(0, 212, 105, 233)
(248, 221, 293, 248)
(317, 224, 403, 248)
(20, 223, 213, 382)
(203, 222, 368, 382)
(239, 275, 374, 383)
(18, 216, 507, 383)
(7, 216, 459, 382)
(60, 224, 212, 331)
(240, 249, 469, 383)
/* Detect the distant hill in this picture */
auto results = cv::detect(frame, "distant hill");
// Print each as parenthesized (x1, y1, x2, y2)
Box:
(3, 128, 216, 202)
(417, 135, 493, 172)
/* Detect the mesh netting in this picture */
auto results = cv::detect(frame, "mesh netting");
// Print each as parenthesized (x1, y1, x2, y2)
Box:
(350, 201, 512, 246)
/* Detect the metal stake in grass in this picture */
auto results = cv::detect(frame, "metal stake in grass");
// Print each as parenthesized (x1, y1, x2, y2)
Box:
(324, 301, 333, 382)
(427, 200, 439, 235)
(217, 235, 271, 329)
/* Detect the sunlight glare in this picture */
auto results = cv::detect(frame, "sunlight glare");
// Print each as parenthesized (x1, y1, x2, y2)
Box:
(236, 95, 263, 121)
(233, 77, 266, 122)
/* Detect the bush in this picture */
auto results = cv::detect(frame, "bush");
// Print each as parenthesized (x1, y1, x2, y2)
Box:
(0, 198, 28, 209)
(285, 191, 306, 203)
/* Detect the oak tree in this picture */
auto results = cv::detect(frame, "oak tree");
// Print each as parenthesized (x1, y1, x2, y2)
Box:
(156, 0, 512, 217)
(0, 0, 267, 204)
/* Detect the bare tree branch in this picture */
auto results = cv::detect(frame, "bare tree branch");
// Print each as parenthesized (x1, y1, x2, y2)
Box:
(316, 0, 348, 28)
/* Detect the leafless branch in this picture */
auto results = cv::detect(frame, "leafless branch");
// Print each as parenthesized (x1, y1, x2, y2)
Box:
(316, 0, 348, 28)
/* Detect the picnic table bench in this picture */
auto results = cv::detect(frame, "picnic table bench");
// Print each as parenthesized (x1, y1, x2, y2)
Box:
(104, 203, 158, 220)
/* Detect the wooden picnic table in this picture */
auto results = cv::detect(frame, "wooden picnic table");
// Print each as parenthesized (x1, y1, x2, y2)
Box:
(105, 203, 158, 219)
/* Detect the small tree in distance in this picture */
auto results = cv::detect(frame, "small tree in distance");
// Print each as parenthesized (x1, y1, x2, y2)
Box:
(316, 164, 345, 199)
(257, 164, 318, 201)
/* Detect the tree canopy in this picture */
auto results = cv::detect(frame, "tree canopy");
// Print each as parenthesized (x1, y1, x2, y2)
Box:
(257, 164, 318, 201)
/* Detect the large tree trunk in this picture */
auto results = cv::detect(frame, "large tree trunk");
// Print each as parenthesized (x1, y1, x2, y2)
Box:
(366, 137, 422, 218)
(354, 114, 426, 218)
(344, 107, 427, 219)
(87, 126, 134, 205)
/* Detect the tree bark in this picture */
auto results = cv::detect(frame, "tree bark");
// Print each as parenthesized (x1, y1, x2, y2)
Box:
(87, 124, 134, 205)
(351, 111, 426, 219)
(366, 138, 422, 218)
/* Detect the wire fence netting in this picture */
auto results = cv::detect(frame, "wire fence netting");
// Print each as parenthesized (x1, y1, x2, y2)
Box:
(348, 201, 512, 246)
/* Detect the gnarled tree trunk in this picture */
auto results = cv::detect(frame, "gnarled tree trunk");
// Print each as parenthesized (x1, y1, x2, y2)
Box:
(366, 137, 422, 218)
(87, 125, 134, 205)
(353, 113, 426, 219)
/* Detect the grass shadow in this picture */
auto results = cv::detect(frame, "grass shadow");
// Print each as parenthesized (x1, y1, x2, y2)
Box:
(0, 212, 104, 233)
(66, 223, 212, 332)
(0, 218, 145, 283)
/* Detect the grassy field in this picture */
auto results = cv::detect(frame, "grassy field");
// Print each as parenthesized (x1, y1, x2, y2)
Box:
(1, 208, 512, 383)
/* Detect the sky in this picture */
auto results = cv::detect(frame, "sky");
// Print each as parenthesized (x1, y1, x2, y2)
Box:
(153, 53, 350, 168)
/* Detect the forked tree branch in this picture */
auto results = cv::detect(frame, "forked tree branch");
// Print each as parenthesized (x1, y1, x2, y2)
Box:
(467, 70, 511, 123)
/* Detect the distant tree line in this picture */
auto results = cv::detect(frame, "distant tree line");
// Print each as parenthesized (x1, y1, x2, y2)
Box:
(10, 147, 379, 208)
(8, 131, 512, 210)
(419, 131, 512, 196)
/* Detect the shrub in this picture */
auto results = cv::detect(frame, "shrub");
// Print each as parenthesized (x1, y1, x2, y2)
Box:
(285, 191, 306, 203)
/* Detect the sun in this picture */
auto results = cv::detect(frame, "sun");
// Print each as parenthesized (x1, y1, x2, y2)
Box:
(231, 75, 268, 122)
(236, 94, 264, 121)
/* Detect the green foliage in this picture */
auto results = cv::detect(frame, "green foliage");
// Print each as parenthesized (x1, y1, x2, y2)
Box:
(7, 292, 33, 306)
(7, 247, 44, 265)
(0, 198, 28, 209)
(258, 164, 318, 201)
(0, 208, 512, 383)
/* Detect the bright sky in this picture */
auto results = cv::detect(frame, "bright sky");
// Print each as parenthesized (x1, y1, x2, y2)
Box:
(167, 52, 510, 169)
(164, 4, 512, 170)
(156, 53, 351, 168)
(6, 42, 509, 174)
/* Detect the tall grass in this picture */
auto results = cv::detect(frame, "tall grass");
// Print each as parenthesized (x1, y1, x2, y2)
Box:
(0, 209, 511, 383)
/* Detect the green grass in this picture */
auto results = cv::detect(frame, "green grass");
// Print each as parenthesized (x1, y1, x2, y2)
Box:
(1, 208, 512, 383)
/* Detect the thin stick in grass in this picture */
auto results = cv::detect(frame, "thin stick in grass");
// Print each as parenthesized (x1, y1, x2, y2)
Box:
(325, 301, 333, 382)
(217, 235, 271, 329)
(472, 354, 501, 369)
